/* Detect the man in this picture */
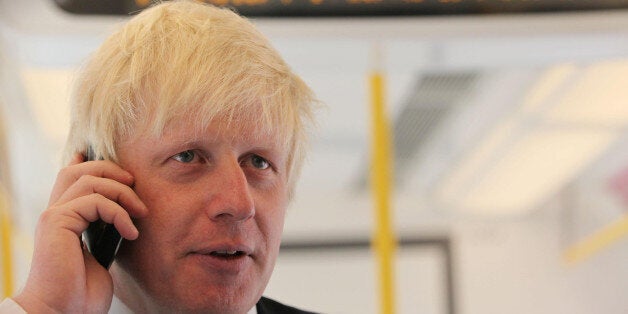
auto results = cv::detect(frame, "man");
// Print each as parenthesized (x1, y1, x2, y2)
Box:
(1, 1, 317, 313)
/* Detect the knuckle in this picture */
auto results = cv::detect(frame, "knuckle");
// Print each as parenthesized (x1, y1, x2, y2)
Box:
(37, 207, 70, 228)
(74, 174, 92, 185)
(89, 193, 108, 203)
(38, 209, 55, 224)
(57, 165, 75, 179)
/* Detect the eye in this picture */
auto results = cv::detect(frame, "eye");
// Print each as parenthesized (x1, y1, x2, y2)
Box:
(172, 150, 196, 163)
(250, 154, 270, 170)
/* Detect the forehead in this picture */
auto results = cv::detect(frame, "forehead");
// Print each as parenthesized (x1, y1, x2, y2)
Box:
(146, 112, 288, 152)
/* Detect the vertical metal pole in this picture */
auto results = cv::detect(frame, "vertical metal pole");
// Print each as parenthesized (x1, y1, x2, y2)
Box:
(369, 44, 396, 314)
(0, 186, 13, 297)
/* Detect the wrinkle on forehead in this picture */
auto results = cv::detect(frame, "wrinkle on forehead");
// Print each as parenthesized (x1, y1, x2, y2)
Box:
(130, 89, 291, 147)
(135, 110, 285, 152)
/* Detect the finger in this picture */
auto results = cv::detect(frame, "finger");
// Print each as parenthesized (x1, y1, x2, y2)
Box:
(69, 153, 85, 165)
(83, 252, 114, 313)
(48, 194, 139, 240)
(49, 160, 135, 207)
(54, 175, 148, 218)
(83, 252, 114, 314)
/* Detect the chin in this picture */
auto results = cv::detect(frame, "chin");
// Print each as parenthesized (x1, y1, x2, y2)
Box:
(112, 263, 263, 314)
(161, 288, 260, 314)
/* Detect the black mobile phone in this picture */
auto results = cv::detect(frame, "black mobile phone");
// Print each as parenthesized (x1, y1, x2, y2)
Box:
(82, 146, 123, 269)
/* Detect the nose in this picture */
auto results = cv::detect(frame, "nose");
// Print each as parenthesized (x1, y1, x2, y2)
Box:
(207, 158, 255, 223)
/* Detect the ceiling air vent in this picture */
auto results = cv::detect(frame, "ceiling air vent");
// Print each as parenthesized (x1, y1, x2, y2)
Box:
(356, 71, 480, 192)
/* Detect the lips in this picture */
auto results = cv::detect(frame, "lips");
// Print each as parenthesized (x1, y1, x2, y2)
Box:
(192, 244, 253, 257)
(188, 243, 253, 274)
(210, 250, 246, 258)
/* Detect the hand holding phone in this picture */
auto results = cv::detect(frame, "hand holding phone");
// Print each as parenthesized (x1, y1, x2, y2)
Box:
(83, 146, 123, 269)
(13, 153, 147, 313)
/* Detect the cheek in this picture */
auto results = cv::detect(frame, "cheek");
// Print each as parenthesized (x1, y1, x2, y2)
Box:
(132, 180, 199, 246)
(256, 205, 286, 279)
(257, 193, 288, 247)
(117, 185, 197, 280)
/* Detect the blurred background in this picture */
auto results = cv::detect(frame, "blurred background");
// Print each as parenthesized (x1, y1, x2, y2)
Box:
(2, 0, 628, 313)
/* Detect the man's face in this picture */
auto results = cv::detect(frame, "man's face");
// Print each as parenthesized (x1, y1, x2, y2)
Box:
(111, 116, 289, 314)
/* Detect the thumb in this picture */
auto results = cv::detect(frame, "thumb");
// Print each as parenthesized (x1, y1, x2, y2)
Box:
(83, 252, 114, 314)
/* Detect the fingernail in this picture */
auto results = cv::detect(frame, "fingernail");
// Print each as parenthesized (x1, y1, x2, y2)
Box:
(130, 224, 139, 239)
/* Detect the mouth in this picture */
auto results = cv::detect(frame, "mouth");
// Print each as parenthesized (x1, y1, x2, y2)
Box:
(190, 244, 253, 260)
(208, 250, 247, 259)
(189, 245, 253, 274)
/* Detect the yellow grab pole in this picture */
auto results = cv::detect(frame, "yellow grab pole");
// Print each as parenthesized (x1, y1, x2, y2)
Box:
(563, 214, 628, 264)
(369, 45, 396, 314)
(0, 186, 13, 297)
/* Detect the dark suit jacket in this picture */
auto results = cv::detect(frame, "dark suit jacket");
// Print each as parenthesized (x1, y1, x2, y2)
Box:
(256, 297, 319, 314)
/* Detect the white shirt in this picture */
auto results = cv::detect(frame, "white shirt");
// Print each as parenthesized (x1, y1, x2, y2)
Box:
(1, 297, 257, 314)
(0, 298, 25, 314)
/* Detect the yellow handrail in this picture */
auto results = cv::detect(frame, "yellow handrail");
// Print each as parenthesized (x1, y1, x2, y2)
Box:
(563, 214, 628, 264)
(0, 185, 13, 297)
(369, 60, 397, 314)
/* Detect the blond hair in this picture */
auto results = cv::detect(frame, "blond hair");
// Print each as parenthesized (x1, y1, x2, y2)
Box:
(64, 0, 316, 194)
